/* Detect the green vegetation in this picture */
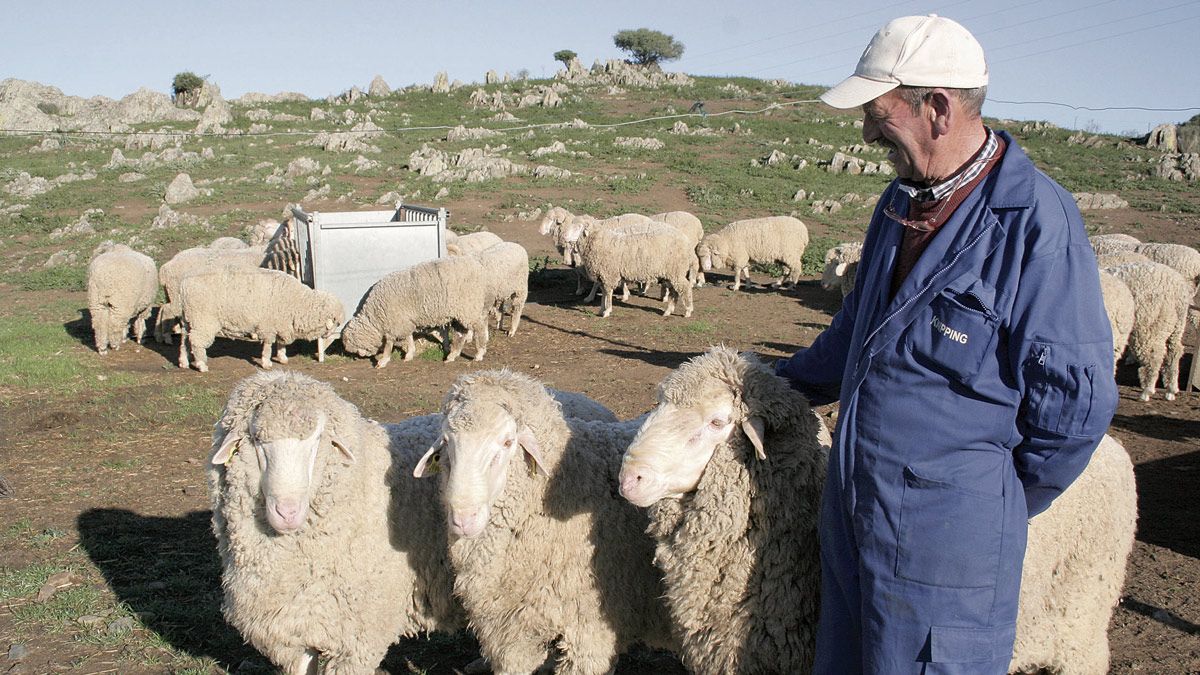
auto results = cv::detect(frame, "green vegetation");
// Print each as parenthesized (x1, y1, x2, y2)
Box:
(171, 71, 204, 107)
(553, 49, 578, 66)
(613, 28, 685, 66)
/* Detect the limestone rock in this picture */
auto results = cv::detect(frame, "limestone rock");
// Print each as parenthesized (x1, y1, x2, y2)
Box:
(285, 157, 322, 178)
(368, 75, 391, 98)
(1145, 123, 1178, 152)
(614, 136, 665, 151)
(165, 173, 204, 204)
(1073, 192, 1128, 210)
(431, 71, 451, 93)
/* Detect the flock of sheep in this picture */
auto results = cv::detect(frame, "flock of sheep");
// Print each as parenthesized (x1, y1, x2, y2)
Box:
(207, 347, 1135, 674)
(79, 204, 1180, 673)
(85, 207, 815, 371)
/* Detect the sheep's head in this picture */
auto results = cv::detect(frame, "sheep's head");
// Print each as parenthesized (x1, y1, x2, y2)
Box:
(696, 236, 723, 271)
(339, 314, 382, 357)
(821, 259, 852, 291)
(298, 291, 344, 342)
(212, 378, 355, 534)
(413, 371, 551, 538)
(619, 347, 765, 507)
(539, 206, 572, 236)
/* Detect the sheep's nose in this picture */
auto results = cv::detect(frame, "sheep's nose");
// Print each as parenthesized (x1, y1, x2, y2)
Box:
(451, 509, 486, 538)
(273, 499, 300, 523)
(619, 471, 644, 499)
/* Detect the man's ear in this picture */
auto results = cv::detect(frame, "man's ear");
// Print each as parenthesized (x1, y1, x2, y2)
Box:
(927, 88, 953, 135)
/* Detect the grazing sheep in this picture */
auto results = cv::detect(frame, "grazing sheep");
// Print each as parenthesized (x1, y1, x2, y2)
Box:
(446, 230, 503, 257)
(208, 236, 249, 250)
(1008, 433, 1137, 675)
(1103, 262, 1192, 399)
(209, 370, 463, 675)
(651, 211, 706, 286)
(620, 348, 1138, 675)
(575, 221, 695, 318)
(1089, 233, 1141, 257)
(542, 208, 648, 298)
(340, 255, 491, 367)
(820, 242, 864, 298)
(618, 347, 828, 674)
(1134, 242, 1200, 286)
(696, 216, 809, 291)
(155, 243, 270, 343)
(86, 244, 158, 354)
(1098, 270, 1135, 371)
(473, 241, 529, 337)
(177, 267, 344, 372)
(413, 370, 675, 675)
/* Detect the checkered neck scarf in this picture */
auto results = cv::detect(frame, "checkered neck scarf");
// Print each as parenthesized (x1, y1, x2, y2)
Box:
(895, 128, 998, 203)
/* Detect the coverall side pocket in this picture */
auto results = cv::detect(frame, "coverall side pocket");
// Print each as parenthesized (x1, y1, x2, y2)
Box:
(1024, 341, 1105, 436)
(896, 467, 1003, 588)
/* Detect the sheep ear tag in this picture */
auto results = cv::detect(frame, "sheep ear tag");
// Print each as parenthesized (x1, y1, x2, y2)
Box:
(742, 417, 767, 460)
(413, 438, 444, 478)
(517, 427, 548, 476)
(330, 437, 355, 463)
(212, 435, 241, 465)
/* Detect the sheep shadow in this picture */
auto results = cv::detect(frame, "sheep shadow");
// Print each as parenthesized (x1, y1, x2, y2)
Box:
(76, 508, 260, 671)
(64, 307, 271, 368)
(598, 347, 699, 370)
(1130, 448, 1200, 559)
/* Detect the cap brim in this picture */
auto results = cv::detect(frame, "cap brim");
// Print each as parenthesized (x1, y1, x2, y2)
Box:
(820, 75, 899, 109)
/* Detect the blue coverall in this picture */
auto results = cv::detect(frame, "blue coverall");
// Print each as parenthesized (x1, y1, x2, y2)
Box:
(776, 131, 1118, 673)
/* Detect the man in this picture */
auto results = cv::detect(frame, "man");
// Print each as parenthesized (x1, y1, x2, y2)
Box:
(774, 15, 1117, 674)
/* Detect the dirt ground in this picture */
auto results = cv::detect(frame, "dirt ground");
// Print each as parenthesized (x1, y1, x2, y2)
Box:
(1, 208, 1198, 673)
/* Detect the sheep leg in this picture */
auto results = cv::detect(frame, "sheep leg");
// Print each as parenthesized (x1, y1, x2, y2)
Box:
(662, 285, 676, 316)
(93, 308, 110, 355)
(557, 631, 619, 675)
(132, 306, 152, 344)
(316, 336, 327, 363)
(730, 267, 742, 291)
(188, 336, 209, 373)
(402, 334, 416, 361)
(620, 282, 631, 302)
(471, 316, 489, 361)
(574, 268, 589, 295)
(1136, 340, 1166, 401)
(446, 325, 467, 362)
(281, 648, 319, 675)
(484, 640, 550, 675)
(376, 336, 395, 368)
(681, 281, 694, 318)
(584, 280, 600, 303)
(1163, 336, 1184, 400)
(259, 340, 274, 369)
(600, 285, 615, 318)
(273, 341, 288, 365)
(508, 291, 526, 336)
(177, 330, 189, 368)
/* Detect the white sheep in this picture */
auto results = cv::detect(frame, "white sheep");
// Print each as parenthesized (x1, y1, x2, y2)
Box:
(155, 243, 269, 343)
(619, 347, 1137, 675)
(177, 267, 344, 372)
(543, 208, 649, 296)
(472, 241, 529, 336)
(412, 370, 675, 675)
(696, 216, 809, 291)
(208, 370, 464, 675)
(1134, 242, 1200, 287)
(1095, 250, 1150, 268)
(1098, 270, 1135, 372)
(86, 244, 158, 354)
(340, 255, 491, 367)
(446, 230, 503, 257)
(1104, 261, 1192, 400)
(575, 221, 695, 318)
(650, 211, 706, 286)
(618, 347, 829, 673)
(820, 241, 864, 298)
(208, 236, 250, 250)
(1089, 233, 1141, 257)
(1008, 433, 1137, 675)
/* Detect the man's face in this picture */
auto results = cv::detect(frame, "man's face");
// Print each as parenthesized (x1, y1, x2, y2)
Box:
(861, 90, 933, 182)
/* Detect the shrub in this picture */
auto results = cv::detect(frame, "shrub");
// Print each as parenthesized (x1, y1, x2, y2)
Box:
(553, 50, 578, 67)
(613, 28, 684, 66)
(172, 71, 204, 107)
(36, 102, 59, 116)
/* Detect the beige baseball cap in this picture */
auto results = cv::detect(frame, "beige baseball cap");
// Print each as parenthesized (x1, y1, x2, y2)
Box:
(821, 14, 988, 109)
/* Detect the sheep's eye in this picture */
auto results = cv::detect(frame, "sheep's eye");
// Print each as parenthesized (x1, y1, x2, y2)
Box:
(710, 418, 728, 429)
(503, 438, 514, 449)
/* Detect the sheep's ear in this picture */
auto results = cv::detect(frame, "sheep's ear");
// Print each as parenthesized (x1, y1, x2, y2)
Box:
(413, 438, 444, 478)
(212, 434, 242, 465)
(330, 436, 355, 462)
(835, 261, 848, 276)
(517, 427, 548, 476)
(741, 417, 767, 460)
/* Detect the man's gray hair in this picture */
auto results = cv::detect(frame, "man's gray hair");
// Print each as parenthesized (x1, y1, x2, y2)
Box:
(896, 85, 987, 118)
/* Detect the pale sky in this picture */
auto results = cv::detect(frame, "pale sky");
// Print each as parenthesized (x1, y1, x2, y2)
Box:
(7, 0, 1199, 135)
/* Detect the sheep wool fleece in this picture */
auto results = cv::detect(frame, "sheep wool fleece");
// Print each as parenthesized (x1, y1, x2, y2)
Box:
(775, 132, 1117, 674)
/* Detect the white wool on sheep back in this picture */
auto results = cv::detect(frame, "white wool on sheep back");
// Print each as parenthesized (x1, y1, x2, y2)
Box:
(177, 267, 343, 372)
(209, 370, 463, 675)
(622, 347, 827, 674)
(86, 244, 157, 354)
(446, 231, 503, 257)
(340, 255, 491, 367)
(1088, 233, 1141, 257)
(651, 211, 706, 285)
(1134, 242, 1200, 287)
(1104, 262, 1192, 400)
(820, 241, 864, 298)
(428, 370, 674, 675)
(472, 241, 529, 336)
(1009, 434, 1137, 674)
(155, 243, 270, 343)
(1095, 250, 1151, 268)
(696, 216, 809, 291)
(576, 221, 695, 318)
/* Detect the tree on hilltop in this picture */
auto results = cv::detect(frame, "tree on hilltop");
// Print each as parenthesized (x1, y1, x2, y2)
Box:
(554, 50, 578, 67)
(613, 29, 684, 67)
(172, 71, 204, 107)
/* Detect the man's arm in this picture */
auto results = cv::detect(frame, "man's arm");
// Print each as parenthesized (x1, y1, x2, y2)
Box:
(774, 282, 859, 406)
(1009, 241, 1118, 517)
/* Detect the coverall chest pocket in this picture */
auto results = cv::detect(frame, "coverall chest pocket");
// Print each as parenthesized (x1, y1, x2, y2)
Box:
(896, 467, 1003, 588)
(905, 277, 999, 384)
